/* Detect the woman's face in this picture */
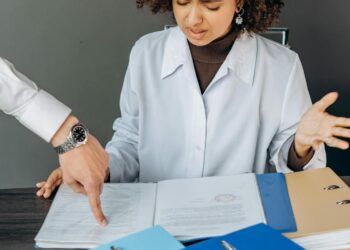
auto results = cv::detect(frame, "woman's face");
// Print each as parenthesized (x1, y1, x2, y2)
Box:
(173, 0, 238, 46)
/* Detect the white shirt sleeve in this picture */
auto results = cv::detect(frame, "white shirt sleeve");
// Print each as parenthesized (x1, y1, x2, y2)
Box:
(268, 55, 326, 173)
(0, 57, 71, 142)
(105, 61, 140, 183)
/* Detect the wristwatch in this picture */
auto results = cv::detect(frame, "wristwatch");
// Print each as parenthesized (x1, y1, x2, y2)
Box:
(54, 123, 89, 154)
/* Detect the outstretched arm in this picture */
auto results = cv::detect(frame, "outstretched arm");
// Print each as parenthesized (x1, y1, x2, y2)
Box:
(0, 57, 109, 226)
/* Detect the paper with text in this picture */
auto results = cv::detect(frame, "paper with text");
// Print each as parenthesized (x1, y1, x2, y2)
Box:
(155, 174, 267, 240)
(35, 183, 156, 248)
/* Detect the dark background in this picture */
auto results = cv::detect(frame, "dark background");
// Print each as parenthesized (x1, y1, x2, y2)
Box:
(280, 1, 350, 176)
(0, 0, 349, 188)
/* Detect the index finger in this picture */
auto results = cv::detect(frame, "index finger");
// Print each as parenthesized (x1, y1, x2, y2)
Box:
(86, 187, 107, 226)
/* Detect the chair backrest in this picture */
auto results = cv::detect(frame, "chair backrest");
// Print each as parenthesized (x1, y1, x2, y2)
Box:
(261, 27, 290, 47)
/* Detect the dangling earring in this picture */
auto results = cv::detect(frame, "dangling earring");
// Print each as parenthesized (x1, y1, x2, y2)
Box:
(235, 7, 244, 25)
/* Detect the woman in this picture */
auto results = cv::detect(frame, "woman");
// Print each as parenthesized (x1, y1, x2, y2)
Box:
(37, 0, 350, 197)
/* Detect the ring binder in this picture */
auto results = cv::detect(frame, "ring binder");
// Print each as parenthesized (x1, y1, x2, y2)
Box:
(284, 167, 350, 241)
(323, 184, 342, 190)
(336, 200, 350, 205)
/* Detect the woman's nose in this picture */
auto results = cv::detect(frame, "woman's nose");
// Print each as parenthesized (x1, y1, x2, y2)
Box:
(187, 5, 203, 26)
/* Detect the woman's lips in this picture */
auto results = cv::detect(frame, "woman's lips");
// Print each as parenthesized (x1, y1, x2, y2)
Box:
(187, 28, 207, 40)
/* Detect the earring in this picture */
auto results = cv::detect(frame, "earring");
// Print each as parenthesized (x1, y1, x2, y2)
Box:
(235, 7, 244, 25)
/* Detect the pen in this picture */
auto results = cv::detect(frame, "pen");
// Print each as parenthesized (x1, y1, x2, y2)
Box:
(110, 246, 122, 250)
(221, 240, 237, 250)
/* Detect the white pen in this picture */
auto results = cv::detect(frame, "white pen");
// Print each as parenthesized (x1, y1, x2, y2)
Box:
(221, 240, 237, 250)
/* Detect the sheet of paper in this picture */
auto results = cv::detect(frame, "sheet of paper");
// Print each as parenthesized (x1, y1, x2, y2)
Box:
(35, 183, 156, 248)
(291, 229, 350, 250)
(154, 174, 266, 240)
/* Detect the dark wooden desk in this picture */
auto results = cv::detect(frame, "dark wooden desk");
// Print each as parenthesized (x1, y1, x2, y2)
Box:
(1, 177, 350, 250)
(0, 188, 55, 250)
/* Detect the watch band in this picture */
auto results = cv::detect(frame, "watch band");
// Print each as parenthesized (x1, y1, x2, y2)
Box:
(53, 123, 88, 155)
(54, 137, 76, 154)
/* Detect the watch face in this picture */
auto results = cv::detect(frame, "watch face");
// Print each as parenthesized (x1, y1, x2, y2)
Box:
(72, 125, 87, 143)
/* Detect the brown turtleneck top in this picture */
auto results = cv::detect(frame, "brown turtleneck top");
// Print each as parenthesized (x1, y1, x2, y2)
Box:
(187, 30, 314, 171)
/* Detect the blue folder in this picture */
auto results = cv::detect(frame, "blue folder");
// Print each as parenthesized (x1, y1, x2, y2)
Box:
(91, 225, 184, 250)
(256, 173, 297, 233)
(185, 223, 304, 250)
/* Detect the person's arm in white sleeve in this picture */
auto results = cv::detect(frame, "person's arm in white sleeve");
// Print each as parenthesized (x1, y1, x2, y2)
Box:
(268, 55, 326, 173)
(0, 57, 109, 226)
(0, 57, 71, 142)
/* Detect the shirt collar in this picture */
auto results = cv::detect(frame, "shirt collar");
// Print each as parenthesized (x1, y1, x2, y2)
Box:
(161, 27, 190, 79)
(161, 27, 257, 86)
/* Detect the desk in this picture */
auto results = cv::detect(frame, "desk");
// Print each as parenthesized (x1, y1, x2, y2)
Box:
(1, 177, 350, 250)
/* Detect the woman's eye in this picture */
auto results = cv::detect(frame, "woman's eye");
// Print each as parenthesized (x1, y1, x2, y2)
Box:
(206, 4, 220, 11)
(207, 6, 220, 11)
(176, 0, 189, 6)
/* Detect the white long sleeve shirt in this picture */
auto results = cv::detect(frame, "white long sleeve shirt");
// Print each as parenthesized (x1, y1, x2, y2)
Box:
(0, 57, 71, 142)
(106, 27, 326, 183)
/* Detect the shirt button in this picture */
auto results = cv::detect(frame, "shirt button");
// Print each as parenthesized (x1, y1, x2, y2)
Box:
(195, 146, 201, 151)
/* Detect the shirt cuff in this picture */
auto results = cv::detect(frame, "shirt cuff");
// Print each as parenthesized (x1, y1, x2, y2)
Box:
(14, 89, 71, 142)
(275, 135, 327, 173)
(287, 140, 315, 171)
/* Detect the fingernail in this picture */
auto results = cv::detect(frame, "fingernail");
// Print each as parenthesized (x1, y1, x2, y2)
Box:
(101, 219, 108, 227)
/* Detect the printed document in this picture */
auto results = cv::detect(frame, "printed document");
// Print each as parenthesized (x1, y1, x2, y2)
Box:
(35, 173, 266, 248)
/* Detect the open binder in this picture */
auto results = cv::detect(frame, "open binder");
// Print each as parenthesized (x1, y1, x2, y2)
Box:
(35, 172, 297, 248)
(35, 167, 348, 249)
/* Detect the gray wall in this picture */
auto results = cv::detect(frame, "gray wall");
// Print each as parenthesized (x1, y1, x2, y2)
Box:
(280, 1, 350, 176)
(0, 0, 172, 188)
(0, 0, 349, 188)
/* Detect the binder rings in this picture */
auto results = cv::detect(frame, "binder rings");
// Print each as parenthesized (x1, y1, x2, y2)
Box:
(185, 223, 304, 250)
(284, 167, 350, 239)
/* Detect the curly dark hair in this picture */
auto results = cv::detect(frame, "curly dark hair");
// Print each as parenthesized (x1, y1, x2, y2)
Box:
(136, 0, 284, 34)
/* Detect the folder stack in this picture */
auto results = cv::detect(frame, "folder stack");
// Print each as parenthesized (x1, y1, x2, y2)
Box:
(284, 168, 350, 250)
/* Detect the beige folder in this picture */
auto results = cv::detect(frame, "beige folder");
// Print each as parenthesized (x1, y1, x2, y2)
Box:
(284, 167, 350, 239)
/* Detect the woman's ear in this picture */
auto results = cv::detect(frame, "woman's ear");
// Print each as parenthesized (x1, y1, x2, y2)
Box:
(236, 0, 245, 11)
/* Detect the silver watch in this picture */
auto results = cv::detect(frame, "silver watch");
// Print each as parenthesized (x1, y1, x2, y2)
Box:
(54, 123, 89, 154)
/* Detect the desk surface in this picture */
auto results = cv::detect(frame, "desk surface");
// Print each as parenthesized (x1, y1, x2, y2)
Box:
(1, 177, 350, 250)
(0, 188, 54, 250)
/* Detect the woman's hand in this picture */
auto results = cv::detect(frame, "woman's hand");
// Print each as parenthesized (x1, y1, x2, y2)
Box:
(36, 167, 63, 198)
(295, 92, 350, 157)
